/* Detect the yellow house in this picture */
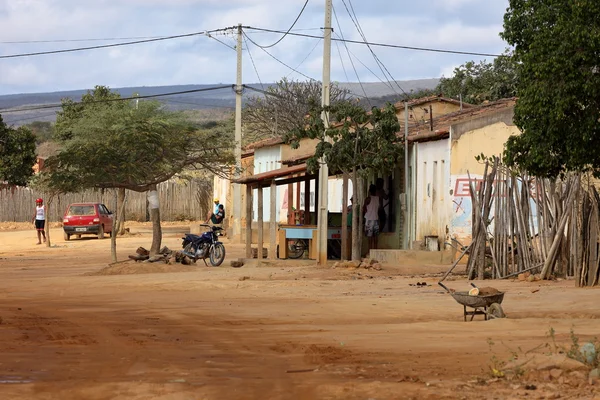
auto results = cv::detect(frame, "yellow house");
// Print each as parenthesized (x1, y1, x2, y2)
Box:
(406, 98, 518, 249)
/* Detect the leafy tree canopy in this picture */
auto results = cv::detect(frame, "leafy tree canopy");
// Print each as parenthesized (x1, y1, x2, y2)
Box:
(0, 115, 37, 186)
(39, 85, 234, 193)
(286, 101, 402, 177)
(502, 0, 600, 177)
(24, 121, 55, 144)
(242, 78, 350, 146)
(436, 50, 518, 105)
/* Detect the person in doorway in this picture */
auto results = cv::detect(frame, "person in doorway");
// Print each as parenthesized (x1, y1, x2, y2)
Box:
(375, 178, 389, 232)
(206, 198, 225, 225)
(32, 198, 47, 245)
(363, 185, 380, 251)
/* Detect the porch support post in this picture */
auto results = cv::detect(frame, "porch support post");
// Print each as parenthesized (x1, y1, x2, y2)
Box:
(341, 172, 349, 260)
(257, 185, 264, 261)
(269, 180, 277, 259)
(287, 181, 293, 224)
(314, 174, 320, 226)
(245, 184, 253, 258)
(304, 175, 311, 225)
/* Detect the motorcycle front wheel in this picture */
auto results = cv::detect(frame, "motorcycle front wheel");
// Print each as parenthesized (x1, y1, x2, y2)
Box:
(209, 243, 226, 266)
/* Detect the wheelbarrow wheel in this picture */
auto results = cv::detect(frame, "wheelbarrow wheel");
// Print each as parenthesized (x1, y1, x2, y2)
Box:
(487, 303, 505, 319)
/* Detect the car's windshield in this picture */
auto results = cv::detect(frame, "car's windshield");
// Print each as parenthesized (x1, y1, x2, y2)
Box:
(67, 205, 96, 216)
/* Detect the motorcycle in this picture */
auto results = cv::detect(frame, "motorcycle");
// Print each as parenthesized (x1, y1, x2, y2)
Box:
(181, 224, 226, 266)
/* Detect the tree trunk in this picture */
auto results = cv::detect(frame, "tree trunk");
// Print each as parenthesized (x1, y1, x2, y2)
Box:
(351, 168, 361, 261)
(110, 189, 128, 263)
(148, 185, 162, 254)
(45, 196, 53, 248)
(117, 187, 126, 235)
(351, 170, 366, 261)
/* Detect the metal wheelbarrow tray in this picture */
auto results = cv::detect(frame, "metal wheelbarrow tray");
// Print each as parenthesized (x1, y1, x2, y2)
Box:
(439, 282, 506, 321)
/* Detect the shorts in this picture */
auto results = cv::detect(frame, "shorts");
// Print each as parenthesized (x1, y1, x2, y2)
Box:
(210, 215, 223, 225)
(35, 219, 45, 231)
(365, 219, 379, 237)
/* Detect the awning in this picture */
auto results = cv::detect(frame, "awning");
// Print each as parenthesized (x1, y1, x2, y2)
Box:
(234, 163, 308, 186)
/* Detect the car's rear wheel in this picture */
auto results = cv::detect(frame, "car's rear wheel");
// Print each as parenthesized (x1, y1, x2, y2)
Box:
(63, 231, 70, 241)
(98, 225, 104, 239)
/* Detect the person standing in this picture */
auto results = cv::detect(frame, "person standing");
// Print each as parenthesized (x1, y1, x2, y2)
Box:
(375, 178, 389, 232)
(363, 185, 380, 251)
(32, 198, 47, 245)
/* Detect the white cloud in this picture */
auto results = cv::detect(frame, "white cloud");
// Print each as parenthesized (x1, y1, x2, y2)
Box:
(0, 0, 510, 94)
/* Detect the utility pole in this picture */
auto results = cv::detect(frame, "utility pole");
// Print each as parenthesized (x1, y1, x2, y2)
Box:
(316, 0, 333, 266)
(403, 102, 410, 250)
(232, 23, 243, 242)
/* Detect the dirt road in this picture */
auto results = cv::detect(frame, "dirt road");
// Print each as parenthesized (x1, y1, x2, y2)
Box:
(0, 223, 598, 399)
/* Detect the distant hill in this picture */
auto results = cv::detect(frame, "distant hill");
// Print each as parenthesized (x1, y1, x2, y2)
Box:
(0, 79, 439, 126)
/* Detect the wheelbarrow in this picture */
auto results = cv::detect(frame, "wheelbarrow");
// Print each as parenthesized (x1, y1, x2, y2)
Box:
(438, 282, 505, 321)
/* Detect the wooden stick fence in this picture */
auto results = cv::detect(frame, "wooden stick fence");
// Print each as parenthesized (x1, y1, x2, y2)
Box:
(466, 158, 599, 287)
(0, 179, 212, 223)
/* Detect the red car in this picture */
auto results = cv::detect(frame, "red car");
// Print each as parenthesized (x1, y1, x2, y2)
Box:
(63, 202, 114, 241)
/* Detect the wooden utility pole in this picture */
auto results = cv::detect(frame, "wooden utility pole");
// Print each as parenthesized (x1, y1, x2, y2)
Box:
(316, 0, 333, 266)
(233, 23, 243, 242)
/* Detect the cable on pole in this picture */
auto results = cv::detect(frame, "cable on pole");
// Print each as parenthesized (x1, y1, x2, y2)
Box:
(249, 0, 310, 49)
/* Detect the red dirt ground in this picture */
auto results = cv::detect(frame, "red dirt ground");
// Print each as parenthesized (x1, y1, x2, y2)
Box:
(0, 222, 598, 399)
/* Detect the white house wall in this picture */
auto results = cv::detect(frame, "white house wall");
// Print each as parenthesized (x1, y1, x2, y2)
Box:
(414, 139, 452, 244)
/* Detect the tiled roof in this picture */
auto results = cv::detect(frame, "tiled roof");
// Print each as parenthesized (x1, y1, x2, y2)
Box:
(243, 136, 283, 150)
(393, 95, 475, 110)
(404, 98, 516, 141)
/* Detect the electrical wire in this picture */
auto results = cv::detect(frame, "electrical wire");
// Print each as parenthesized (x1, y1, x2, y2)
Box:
(0, 85, 235, 113)
(242, 31, 317, 82)
(0, 36, 165, 44)
(249, 0, 310, 49)
(286, 37, 322, 79)
(0, 27, 235, 59)
(341, 0, 407, 99)
(332, 4, 371, 105)
(243, 34, 265, 91)
(206, 33, 236, 51)
(243, 26, 502, 57)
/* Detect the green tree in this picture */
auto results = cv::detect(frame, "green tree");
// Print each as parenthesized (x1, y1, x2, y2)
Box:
(243, 78, 350, 145)
(0, 115, 37, 186)
(436, 50, 518, 105)
(24, 121, 55, 144)
(502, 0, 600, 178)
(39, 86, 234, 256)
(285, 101, 402, 260)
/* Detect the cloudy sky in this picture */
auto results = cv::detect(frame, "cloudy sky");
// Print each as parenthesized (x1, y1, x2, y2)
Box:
(0, 0, 510, 95)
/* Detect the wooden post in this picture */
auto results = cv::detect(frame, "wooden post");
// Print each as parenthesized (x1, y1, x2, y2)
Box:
(245, 184, 253, 258)
(258, 185, 264, 261)
(304, 175, 311, 225)
(296, 178, 301, 219)
(341, 172, 349, 260)
(287, 181, 294, 225)
(270, 180, 277, 259)
(314, 174, 320, 227)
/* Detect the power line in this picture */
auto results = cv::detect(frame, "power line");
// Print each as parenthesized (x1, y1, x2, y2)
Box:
(0, 35, 165, 44)
(1, 28, 324, 45)
(242, 31, 317, 82)
(0, 28, 236, 59)
(243, 26, 502, 57)
(243, 34, 266, 91)
(332, 4, 371, 105)
(249, 0, 310, 49)
(0, 85, 235, 113)
(341, 0, 407, 100)
(286, 37, 322, 79)
(206, 33, 236, 51)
